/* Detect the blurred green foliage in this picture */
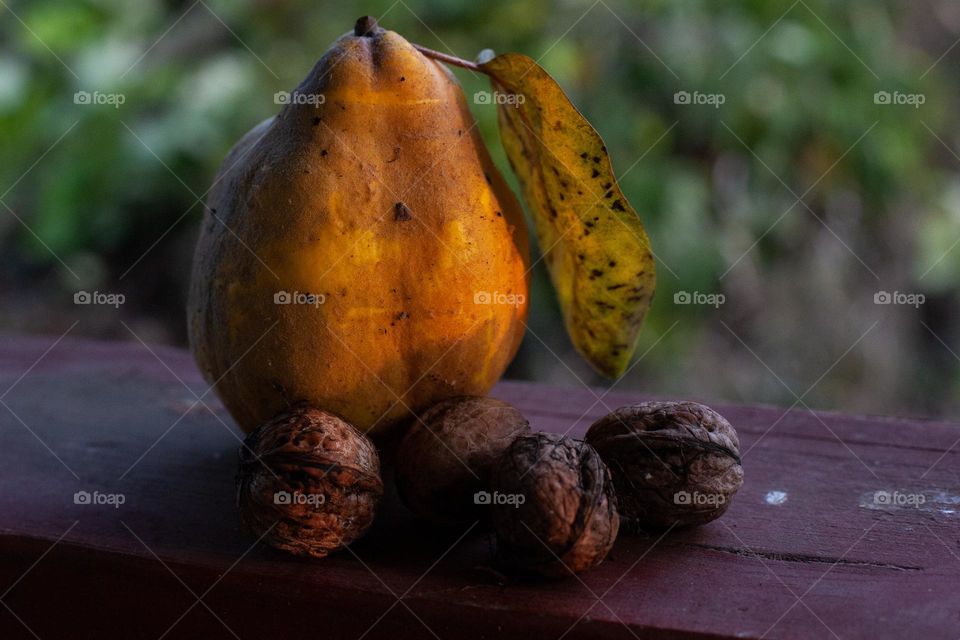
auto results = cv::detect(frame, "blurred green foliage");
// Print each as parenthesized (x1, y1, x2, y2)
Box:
(2, 0, 960, 418)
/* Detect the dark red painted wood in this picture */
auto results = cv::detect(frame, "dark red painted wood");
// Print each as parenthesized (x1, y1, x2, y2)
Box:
(0, 335, 958, 639)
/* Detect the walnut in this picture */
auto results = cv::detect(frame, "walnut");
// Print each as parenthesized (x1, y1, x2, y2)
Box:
(585, 401, 742, 529)
(396, 396, 530, 526)
(236, 404, 383, 558)
(489, 433, 619, 578)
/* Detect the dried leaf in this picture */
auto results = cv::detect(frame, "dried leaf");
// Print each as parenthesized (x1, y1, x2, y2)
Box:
(479, 53, 656, 378)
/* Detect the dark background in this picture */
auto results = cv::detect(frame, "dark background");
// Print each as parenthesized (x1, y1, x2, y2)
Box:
(2, 0, 958, 419)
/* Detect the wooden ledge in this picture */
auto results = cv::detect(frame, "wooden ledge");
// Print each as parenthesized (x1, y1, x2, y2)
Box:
(0, 335, 957, 639)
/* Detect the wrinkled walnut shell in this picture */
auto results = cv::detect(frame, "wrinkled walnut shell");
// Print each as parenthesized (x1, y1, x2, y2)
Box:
(490, 433, 619, 578)
(237, 404, 383, 558)
(397, 396, 531, 526)
(586, 401, 742, 529)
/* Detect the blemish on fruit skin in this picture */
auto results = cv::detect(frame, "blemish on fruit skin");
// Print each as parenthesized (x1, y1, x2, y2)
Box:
(312, 116, 321, 126)
(320, 149, 328, 157)
(611, 200, 625, 211)
(393, 202, 413, 221)
(591, 168, 600, 178)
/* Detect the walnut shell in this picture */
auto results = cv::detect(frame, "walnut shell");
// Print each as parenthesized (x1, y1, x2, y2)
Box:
(490, 433, 619, 578)
(237, 404, 383, 558)
(585, 401, 742, 529)
(396, 396, 530, 526)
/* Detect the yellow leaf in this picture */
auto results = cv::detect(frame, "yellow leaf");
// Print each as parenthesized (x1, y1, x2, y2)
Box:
(480, 53, 656, 378)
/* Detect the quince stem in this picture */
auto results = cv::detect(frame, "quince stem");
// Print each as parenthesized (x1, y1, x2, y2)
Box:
(413, 45, 485, 74)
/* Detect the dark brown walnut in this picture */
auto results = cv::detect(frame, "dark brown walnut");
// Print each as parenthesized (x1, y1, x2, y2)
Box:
(490, 433, 618, 578)
(585, 402, 742, 529)
(396, 396, 530, 526)
(237, 404, 383, 558)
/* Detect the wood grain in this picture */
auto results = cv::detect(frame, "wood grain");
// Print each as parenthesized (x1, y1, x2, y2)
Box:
(0, 335, 957, 639)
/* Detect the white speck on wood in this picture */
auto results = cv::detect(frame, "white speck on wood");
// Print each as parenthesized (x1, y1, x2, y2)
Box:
(765, 490, 788, 505)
